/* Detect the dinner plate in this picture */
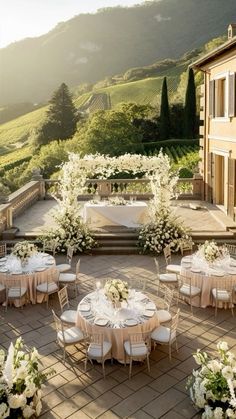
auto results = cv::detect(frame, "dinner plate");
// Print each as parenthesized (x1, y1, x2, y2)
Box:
(125, 318, 138, 326)
(182, 256, 192, 262)
(82, 311, 92, 318)
(79, 304, 90, 312)
(45, 261, 54, 265)
(209, 270, 224, 277)
(35, 267, 46, 272)
(190, 268, 201, 273)
(230, 259, 236, 267)
(134, 292, 145, 301)
(0, 257, 7, 262)
(0, 268, 8, 273)
(228, 269, 236, 275)
(143, 310, 155, 318)
(11, 271, 22, 275)
(145, 302, 156, 311)
(94, 318, 108, 326)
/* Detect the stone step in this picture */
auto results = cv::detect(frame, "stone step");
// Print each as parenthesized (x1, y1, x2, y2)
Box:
(92, 246, 140, 255)
(97, 239, 138, 247)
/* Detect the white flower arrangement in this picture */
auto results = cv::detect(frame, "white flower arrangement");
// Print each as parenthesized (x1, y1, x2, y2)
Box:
(0, 338, 52, 418)
(138, 211, 190, 254)
(108, 197, 127, 206)
(198, 241, 229, 264)
(187, 341, 236, 418)
(104, 279, 129, 304)
(12, 241, 37, 262)
(40, 211, 96, 254)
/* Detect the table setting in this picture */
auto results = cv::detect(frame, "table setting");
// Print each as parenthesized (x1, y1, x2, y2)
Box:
(83, 198, 148, 228)
(76, 279, 159, 361)
(180, 240, 236, 307)
(0, 241, 56, 305)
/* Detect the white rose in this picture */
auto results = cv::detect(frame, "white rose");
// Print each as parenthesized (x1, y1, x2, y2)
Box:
(213, 407, 224, 419)
(24, 381, 36, 398)
(207, 360, 222, 373)
(8, 393, 27, 409)
(22, 404, 35, 418)
(0, 403, 9, 419)
(222, 366, 233, 380)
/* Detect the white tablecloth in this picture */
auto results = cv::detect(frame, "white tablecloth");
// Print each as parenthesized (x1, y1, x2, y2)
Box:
(76, 290, 159, 361)
(181, 256, 236, 308)
(83, 201, 148, 228)
(0, 253, 56, 305)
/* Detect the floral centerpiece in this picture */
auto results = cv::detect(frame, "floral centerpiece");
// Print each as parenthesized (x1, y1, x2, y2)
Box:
(187, 341, 236, 418)
(104, 279, 129, 304)
(108, 197, 127, 206)
(198, 241, 229, 264)
(12, 241, 37, 263)
(0, 337, 52, 418)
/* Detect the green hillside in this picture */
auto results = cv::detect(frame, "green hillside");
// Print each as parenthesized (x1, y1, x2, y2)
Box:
(0, 107, 47, 154)
(0, 0, 235, 106)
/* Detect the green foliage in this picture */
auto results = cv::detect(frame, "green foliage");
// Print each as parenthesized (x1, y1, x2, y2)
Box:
(183, 68, 197, 138)
(159, 77, 170, 140)
(74, 110, 144, 156)
(32, 83, 77, 149)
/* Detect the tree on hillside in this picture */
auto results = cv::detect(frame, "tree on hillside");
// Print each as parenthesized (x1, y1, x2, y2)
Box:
(159, 77, 170, 140)
(32, 83, 77, 149)
(74, 110, 144, 156)
(183, 68, 197, 139)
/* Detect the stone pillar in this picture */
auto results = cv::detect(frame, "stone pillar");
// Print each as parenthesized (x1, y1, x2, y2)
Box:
(31, 168, 46, 199)
(193, 173, 204, 200)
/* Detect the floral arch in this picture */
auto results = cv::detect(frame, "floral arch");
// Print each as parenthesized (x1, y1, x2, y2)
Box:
(57, 150, 179, 220)
(43, 151, 189, 254)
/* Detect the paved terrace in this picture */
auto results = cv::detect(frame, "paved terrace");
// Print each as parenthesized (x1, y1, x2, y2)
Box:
(13, 199, 236, 235)
(1, 253, 236, 419)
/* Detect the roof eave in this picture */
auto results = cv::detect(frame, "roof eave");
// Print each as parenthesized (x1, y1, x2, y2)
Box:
(190, 37, 236, 69)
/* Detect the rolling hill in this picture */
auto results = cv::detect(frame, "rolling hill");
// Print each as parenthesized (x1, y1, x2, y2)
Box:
(0, 0, 235, 106)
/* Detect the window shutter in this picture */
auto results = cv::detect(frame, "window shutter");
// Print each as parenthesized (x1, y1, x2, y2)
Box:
(209, 80, 215, 118)
(228, 73, 236, 117)
(207, 152, 213, 202)
(228, 158, 235, 218)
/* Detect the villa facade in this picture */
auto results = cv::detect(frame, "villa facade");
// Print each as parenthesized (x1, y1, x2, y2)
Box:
(192, 24, 236, 219)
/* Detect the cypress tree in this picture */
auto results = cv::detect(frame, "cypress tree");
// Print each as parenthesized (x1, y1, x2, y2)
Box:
(183, 68, 196, 139)
(47, 82, 77, 140)
(159, 77, 170, 140)
(32, 83, 77, 149)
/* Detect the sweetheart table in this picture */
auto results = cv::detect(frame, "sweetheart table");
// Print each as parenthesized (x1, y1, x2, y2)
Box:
(83, 201, 148, 228)
(76, 290, 159, 361)
(0, 253, 56, 306)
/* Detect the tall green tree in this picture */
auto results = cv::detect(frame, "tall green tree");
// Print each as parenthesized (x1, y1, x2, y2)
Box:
(159, 77, 170, 140)
(183, 68, 197, 139)
(32, 83, 77, 149)
(74, 110, 144, 156)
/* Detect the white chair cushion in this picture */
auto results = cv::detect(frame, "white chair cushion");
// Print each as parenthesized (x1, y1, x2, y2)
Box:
(60, 310, 77, 324)
(180, 284, 201, 297)
(124, 341, 148, 357)
(151, 325, 176, 343)
(59, 273, 76, 283)
(159, 273, 177, 283)
(166, 264, 181, 274)
(212, 288, 231, 301)
(36, 282, 58, 293)
(56, 264, 71, 273)
(156, 309, 172, 323)
(58, 326, 84, 344)
(0, 284, 5, 291)
(88, 341, 112, 358)
(8, 287, 27, 298)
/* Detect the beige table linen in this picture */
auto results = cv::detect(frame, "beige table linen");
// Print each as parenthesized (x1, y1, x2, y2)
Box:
(76, 292, 159, 362)
(0, 267, 58, 306)
(180, 267, 236, 308)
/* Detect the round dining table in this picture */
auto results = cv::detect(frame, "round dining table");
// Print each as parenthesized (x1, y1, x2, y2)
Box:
(180, 255, 236, 308)
(76, 290, 159, 362)
(0, 252, 56, 306)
